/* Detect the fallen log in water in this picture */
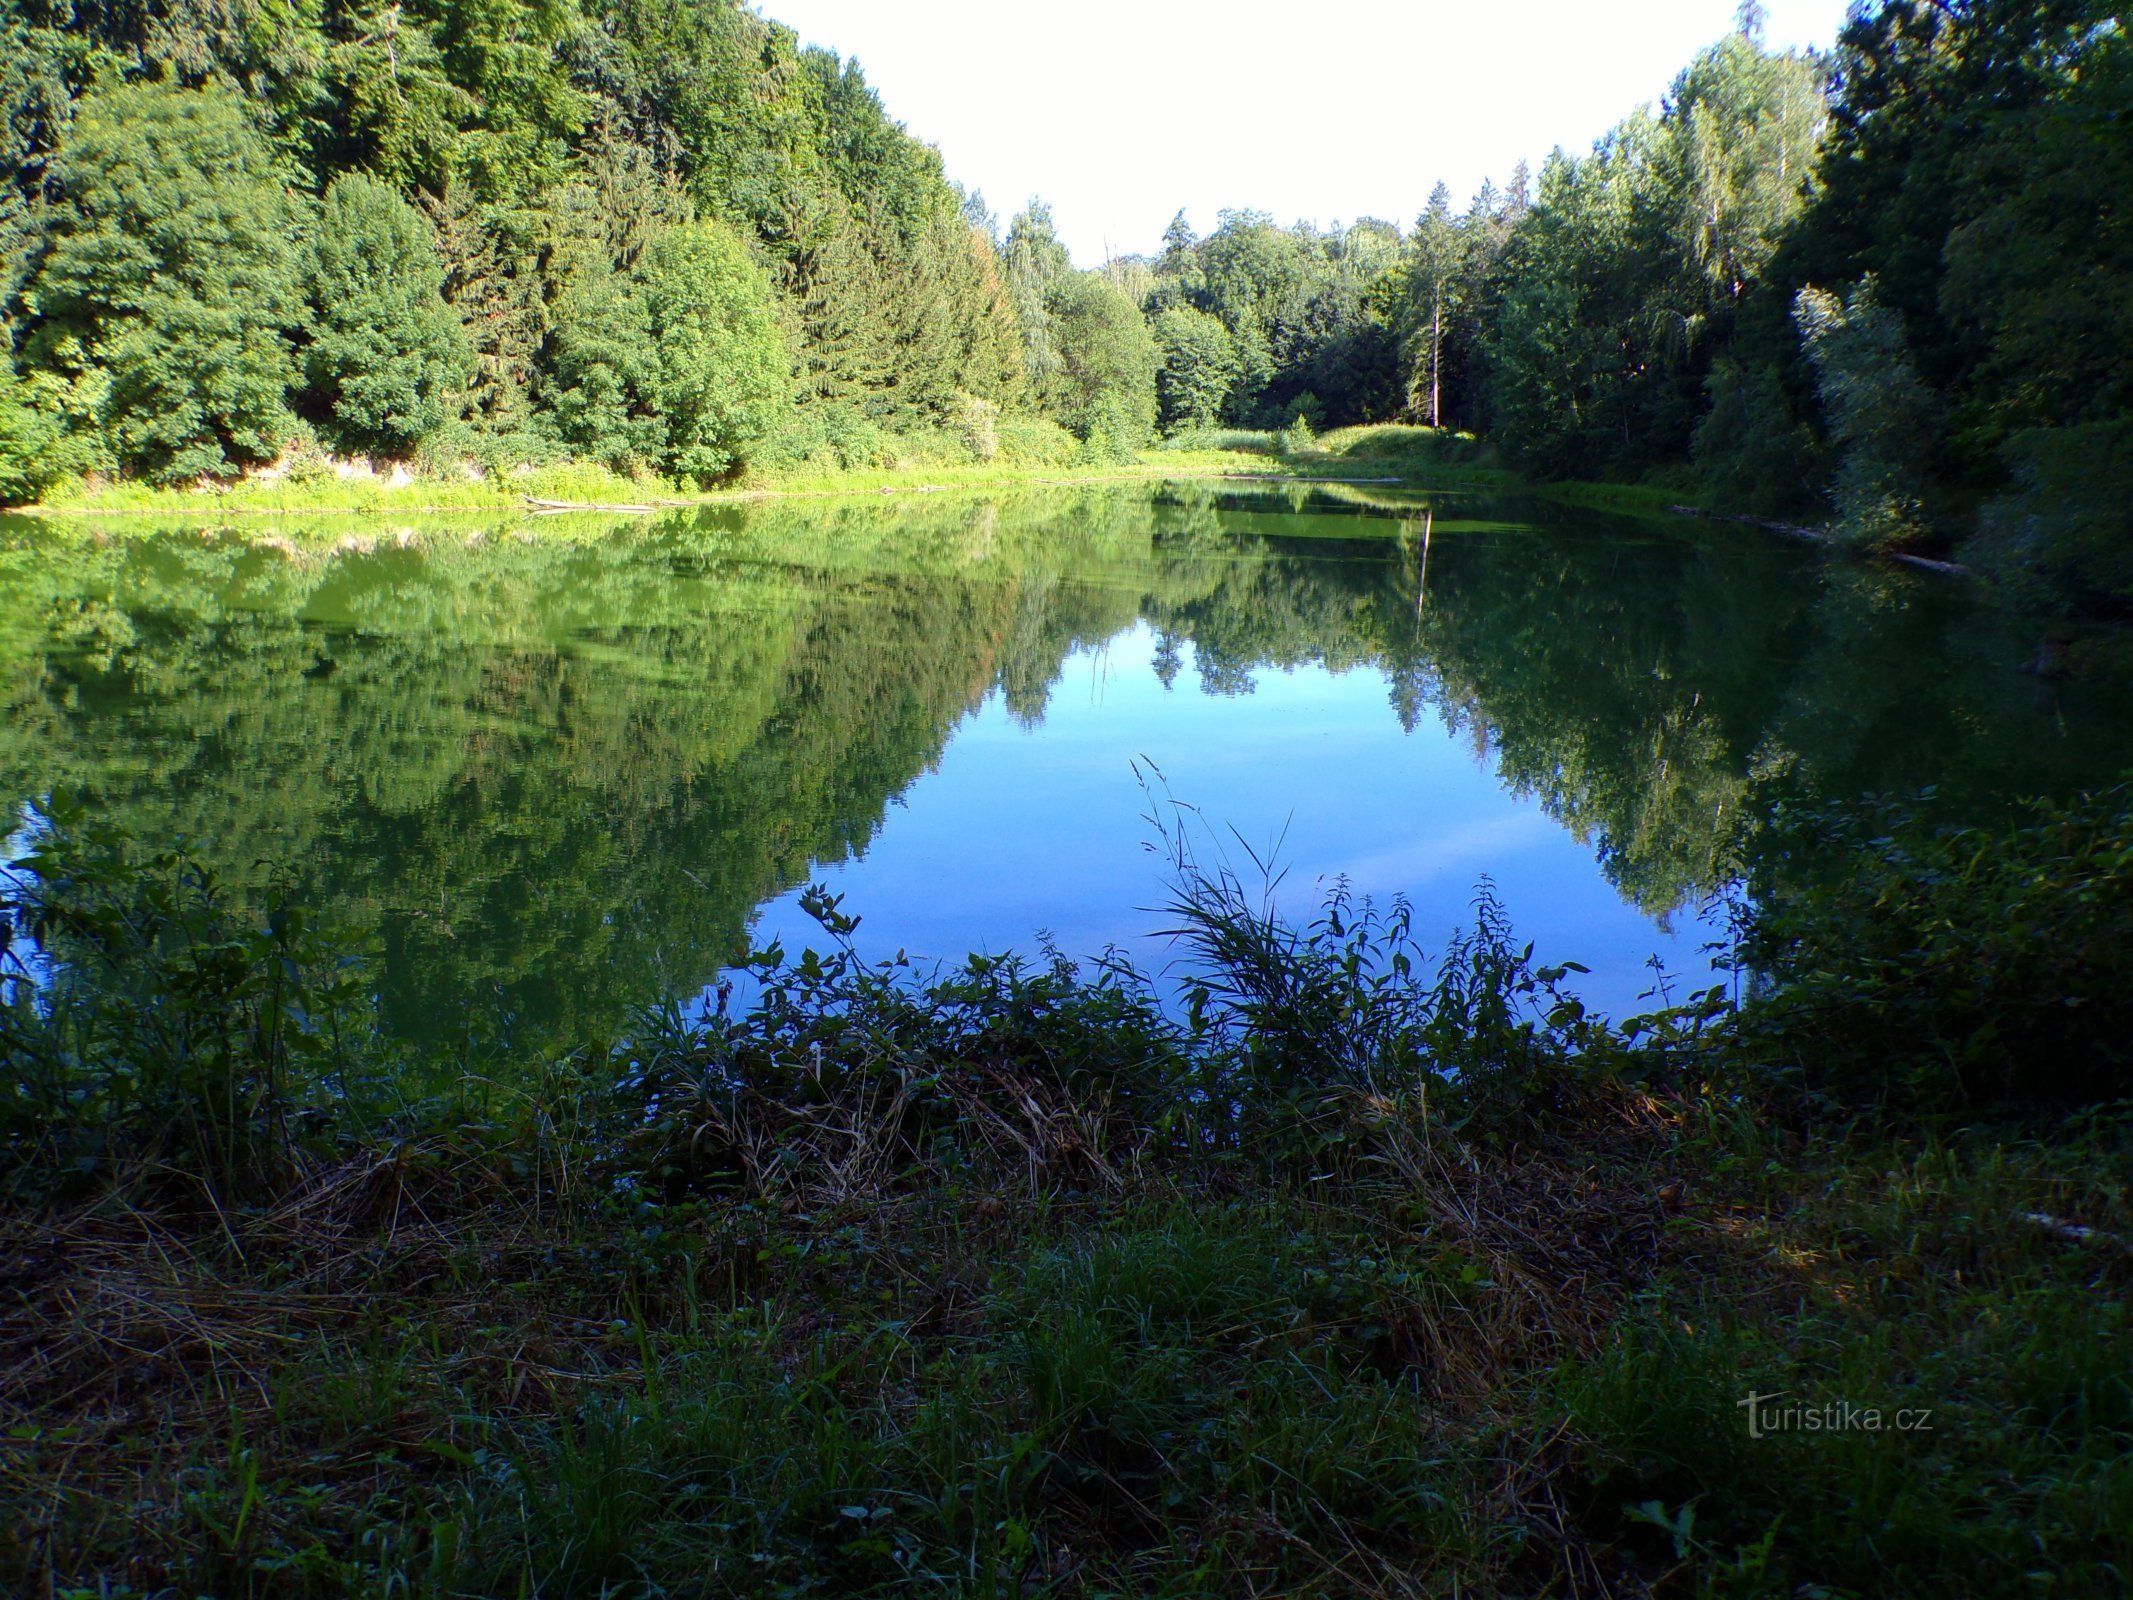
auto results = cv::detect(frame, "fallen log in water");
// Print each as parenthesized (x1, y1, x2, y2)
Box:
(1667, 504, 1972, 577)
(524, 496, 661, 513)
(1221, 474, 1406, 485)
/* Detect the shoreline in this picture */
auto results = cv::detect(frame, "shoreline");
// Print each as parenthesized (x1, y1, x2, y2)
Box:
(3, 429, 1523, 521)
(7, 453, 1313, 519)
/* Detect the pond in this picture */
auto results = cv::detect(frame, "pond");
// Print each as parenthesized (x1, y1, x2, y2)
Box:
(4, 481, 2125, 1053)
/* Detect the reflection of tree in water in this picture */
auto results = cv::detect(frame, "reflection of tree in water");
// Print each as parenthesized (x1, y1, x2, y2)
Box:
(1133, 488, 2131, 919)
(2, 486, 2124, 1047)
(0, 497, 1168, 1049)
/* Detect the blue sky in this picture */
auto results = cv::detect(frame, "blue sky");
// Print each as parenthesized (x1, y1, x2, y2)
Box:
(767, 0, 1855, 264)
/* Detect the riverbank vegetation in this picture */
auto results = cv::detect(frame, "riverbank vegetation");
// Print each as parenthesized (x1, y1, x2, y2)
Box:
(15, 427, 1491, 516)
(5, 0, 2127, 641)
(2, 788, 2129, 1597)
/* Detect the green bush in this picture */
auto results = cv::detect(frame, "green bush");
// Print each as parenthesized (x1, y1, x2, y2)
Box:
(0, 801, 373, 1206)
(1732, 786, 2133, 1113)
(546, 221, 789, 484)
(0, 358, 105, 504)
(992, 415, 1080, 464)
(27, 81, 311, 482)
(306, 174, 471, 456)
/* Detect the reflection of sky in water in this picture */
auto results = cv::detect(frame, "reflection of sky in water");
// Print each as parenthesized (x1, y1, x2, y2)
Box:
(738, 621, 1731, 1020)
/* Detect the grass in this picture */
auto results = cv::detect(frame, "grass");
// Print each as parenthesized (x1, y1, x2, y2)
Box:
(3, 799, 2129, 1597)
(16, 424, 1536, 519)
(20, 451, 1305, 517)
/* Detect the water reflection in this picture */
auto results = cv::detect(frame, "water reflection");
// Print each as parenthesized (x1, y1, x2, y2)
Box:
(2, 484, 2119, 1049)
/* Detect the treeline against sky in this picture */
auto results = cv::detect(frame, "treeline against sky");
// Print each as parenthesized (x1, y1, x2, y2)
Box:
(1120, 0, 2129, 616)
(1, 0, 2127, 615)
(0, 0, 1047, 495)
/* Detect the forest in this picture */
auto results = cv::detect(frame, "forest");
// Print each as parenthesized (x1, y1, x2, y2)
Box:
(2, 0, 2129, 620)
(4, 3, 2133, 1592)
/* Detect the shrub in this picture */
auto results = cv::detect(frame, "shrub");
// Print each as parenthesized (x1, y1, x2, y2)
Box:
(1731, 785, 2133, 1114)
(27, 81, 310, 482)
(306, 173, 470, 456)
(0, 801, 372, 1206)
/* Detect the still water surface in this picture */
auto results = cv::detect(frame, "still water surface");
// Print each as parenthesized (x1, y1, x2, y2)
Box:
(5, 482, 2124, 1050)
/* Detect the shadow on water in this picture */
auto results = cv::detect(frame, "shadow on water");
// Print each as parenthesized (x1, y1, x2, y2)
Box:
(2, 481, 2125, 1053)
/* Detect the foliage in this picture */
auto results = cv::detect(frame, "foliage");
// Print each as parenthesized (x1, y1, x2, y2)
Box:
(1732, 785, 2133, 1113)
(0, 0, 1042, 489)
(0, 798, 372, 1206)
(0, 354, 103, 503)
(1793, 276, 1939, 549)
(1149, 304, 1234, 434)
(1974, 418, 2133, 624)
(1690, 353, 1825, 514)
(4, 800, 2130, 1596)
(636, 221, 789, 481)
(4, 0, 2128, 630)
(306, 173, 470, 456)
(26, 80, 311, 482)
(1730, 0, 2131, 595)
(1477, 30, 1823, 477)
(1041, 272, 1157, 456)
(543, 256, 663, 471)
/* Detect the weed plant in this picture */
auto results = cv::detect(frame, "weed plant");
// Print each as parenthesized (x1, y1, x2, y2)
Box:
(2, 794, 2129, 1597)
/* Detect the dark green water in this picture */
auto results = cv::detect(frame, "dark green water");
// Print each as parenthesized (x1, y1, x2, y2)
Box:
(4, 482, 2124, 1050)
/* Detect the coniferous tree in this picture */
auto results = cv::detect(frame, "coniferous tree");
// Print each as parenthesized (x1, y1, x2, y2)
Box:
(1404, 183, 1463, 427)
(421, 176, 544, 439)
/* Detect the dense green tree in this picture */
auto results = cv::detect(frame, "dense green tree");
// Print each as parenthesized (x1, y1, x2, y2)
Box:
(1691, 354, 1824, 513)
(27, 80, 310, 481)
(1, 0, 1074, 488)
(307, 172, 470, 454)
(0, 358, 78, 502)
(1726, 0, 2127, 569)
(637, 220, 788, 480)
(1664, 33, 1824, 307)
(543, 257, 662, 469)
(2, 0, 2125, 640)
(1793, 277, 1939, 549)
(1043, 272, 1156, 456)
(545, 219, 785, 482)
(1480, 27, 1825, 478)
(1151, 305, 1235, 434)
(315, 1, 476, 192)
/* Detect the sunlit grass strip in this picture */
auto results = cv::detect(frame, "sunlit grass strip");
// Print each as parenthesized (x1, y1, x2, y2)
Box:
(20, 439, 1533, 519)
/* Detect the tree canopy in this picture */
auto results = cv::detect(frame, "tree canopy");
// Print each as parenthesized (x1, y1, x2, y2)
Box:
(1, 0, 2127, 630)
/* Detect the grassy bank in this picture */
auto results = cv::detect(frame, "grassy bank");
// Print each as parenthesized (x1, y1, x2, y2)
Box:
(3, 792, 2129, 1597)
(12, 427, 1516, 519)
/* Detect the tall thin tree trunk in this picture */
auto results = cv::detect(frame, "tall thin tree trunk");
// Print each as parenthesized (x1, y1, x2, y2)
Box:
(1430, 282, 1443, 430)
